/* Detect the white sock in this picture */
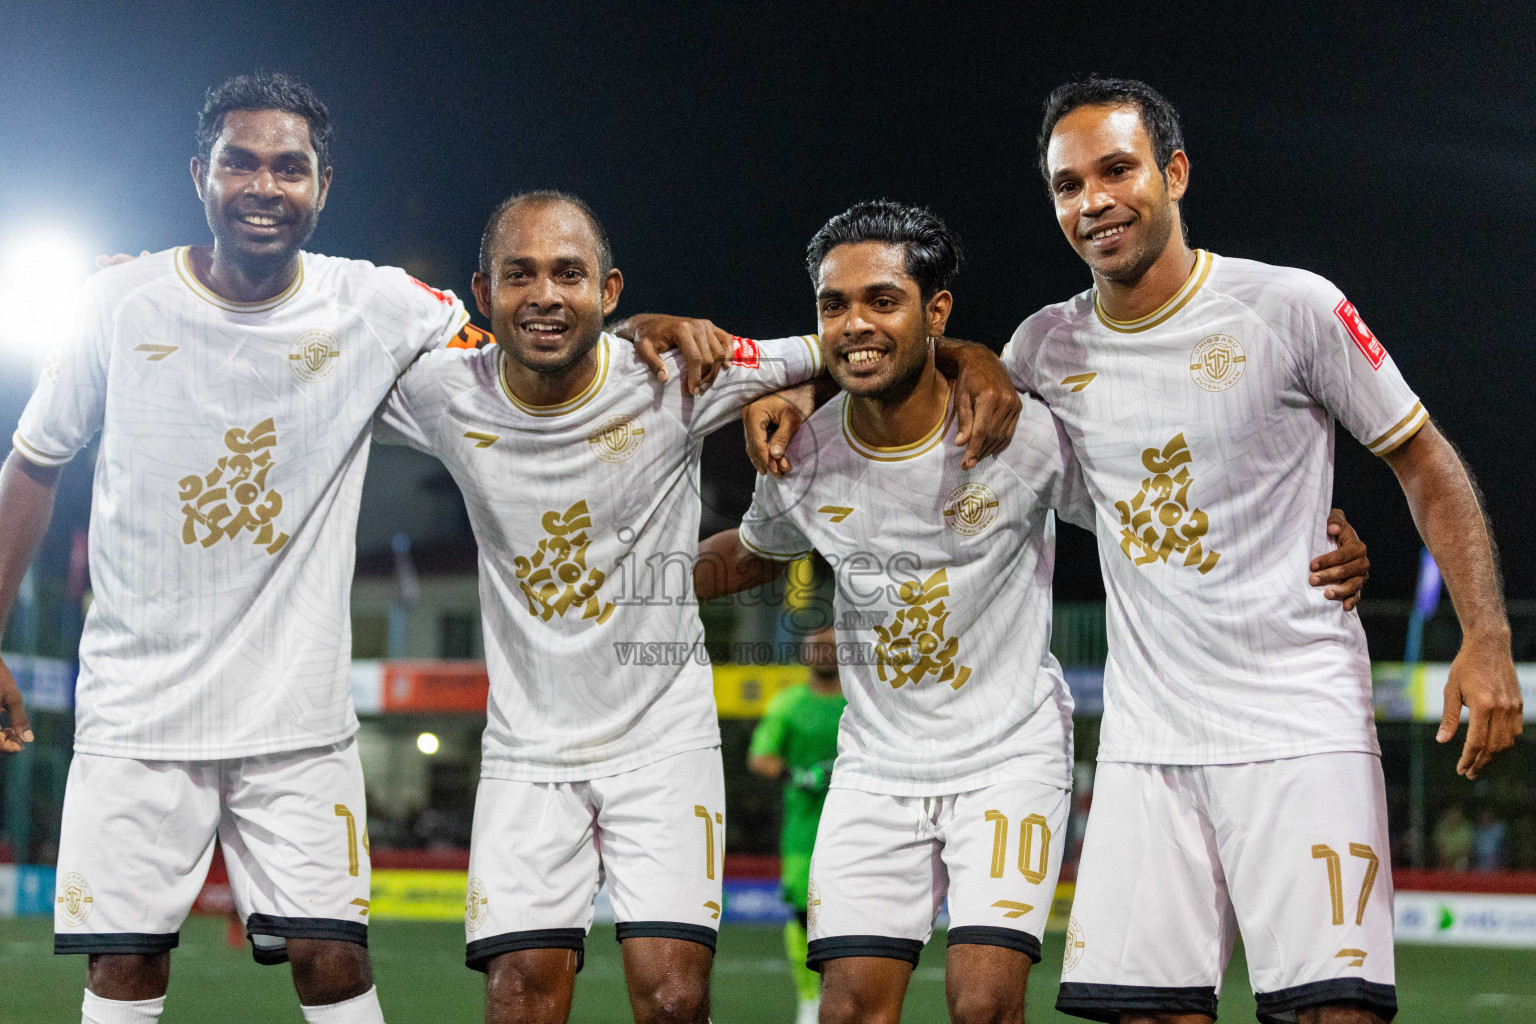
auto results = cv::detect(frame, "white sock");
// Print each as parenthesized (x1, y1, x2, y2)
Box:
(82, 991, 165, 1024)
(301, 986, 385, 1024)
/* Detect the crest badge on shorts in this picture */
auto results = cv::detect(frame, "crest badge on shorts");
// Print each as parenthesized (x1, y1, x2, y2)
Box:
(942, 483, 1000, 536)
(56, 872, 94, 926)
(1189, 334, 1246, 392)
(806, 877, 821, 931)
(465, 877, 489, 932)
(588, 415, 644, 463)
(1062, 915, 1086, 972)
(289, 329, 341, 383)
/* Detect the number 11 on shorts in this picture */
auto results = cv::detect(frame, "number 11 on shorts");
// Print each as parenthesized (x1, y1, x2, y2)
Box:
(695, 804, 724, 880)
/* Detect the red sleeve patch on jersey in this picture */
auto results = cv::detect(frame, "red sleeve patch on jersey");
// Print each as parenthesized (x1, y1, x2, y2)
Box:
(731, 336, 760, 369)
(447, 323, 494, 349)
(1333, 298, 1386, 370)
(408, 277, 453, 305)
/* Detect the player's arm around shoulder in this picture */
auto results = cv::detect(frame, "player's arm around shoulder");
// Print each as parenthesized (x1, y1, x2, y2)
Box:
(373, 344, 484, 455)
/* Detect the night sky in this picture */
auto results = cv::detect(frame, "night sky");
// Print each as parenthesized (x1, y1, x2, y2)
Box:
(2, 2, 1532, 601)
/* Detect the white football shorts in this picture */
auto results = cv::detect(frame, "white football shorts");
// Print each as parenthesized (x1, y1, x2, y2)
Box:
(806, 776, 1070, 969)
(54, 739, 371, 964)
(464, 745, 725, 971)
(1057, 752, 1396, 1023)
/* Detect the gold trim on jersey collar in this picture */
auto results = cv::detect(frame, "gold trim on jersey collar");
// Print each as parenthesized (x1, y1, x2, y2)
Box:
(173, 246, 305, 313)
(1093, 249, 1213, 334)
(497, 333, 610, 417)
(841, 387, 953, 463)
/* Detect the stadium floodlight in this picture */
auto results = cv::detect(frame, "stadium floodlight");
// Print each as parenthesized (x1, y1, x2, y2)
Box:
(416, 731, 440, 755)
(0, 228, 91, 366)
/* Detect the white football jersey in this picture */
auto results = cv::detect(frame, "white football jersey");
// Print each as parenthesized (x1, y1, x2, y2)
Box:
(375, 333, 822, 782)
(1004, 250, 1426, 765)
(13, 247, 471, 759)
(738, 388, 1093, 797)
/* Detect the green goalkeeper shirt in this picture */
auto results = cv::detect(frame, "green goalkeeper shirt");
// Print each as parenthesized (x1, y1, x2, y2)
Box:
(750, 682, 847, 857)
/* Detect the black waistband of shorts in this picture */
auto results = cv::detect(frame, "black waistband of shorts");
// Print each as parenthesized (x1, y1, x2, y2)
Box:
(807, 935, 924, 970)
(946, 925, 1042, 964)
(1255, 978, 1397, 1023)
(55, 932, 180, 956)
(1056, 982, 1217, 1022)
(614, 921, 717, 952)
(466, 928, 586, 973)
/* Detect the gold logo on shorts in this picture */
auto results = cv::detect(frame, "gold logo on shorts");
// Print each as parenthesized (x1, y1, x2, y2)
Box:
(465, 877, 489, 932)
(57, 872, 93, 926)
(806, 877, 821, 932)
(1188, 334, 1246, 392)
(1063, 915, 1086, 973)
(942, 483, 999, 537)
(588, 415, 644, 463)
(289, 329, 340, 383)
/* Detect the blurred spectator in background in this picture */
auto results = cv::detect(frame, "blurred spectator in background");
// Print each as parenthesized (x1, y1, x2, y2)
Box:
(1472, 808, 1509, 872)
(1435, 806, 1474, 871)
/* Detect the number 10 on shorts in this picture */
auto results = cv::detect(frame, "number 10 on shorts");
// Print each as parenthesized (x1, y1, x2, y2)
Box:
(985, 810, 1051, 883)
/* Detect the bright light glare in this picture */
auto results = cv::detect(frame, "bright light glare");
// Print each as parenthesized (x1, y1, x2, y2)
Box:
(416, 732, 440, 755)
(0, 229, 91, 363)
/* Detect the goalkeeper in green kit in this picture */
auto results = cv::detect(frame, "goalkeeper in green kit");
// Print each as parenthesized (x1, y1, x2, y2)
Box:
(748, 623, 847, 1024)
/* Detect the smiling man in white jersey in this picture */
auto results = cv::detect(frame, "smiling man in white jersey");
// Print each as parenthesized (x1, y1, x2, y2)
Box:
(1010, 78, 1523, 1024)
(0, 74, 726, 1024)
(371, 192, 1019, 1024)
(692, 200, 1101, 1024)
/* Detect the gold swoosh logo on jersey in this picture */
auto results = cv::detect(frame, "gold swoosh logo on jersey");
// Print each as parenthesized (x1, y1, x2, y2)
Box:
(818, 505, 854, 523)
(134, 344, 179, 361)
(1060, 372, 1096, 392)
(464, 431, 499, 448)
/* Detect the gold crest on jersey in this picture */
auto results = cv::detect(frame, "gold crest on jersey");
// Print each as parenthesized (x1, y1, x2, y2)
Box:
(588, 415, 644, 463)
(873, 568, 973, 690)
(178, 418, 290, 555)
(1063, 916, 1086, 973)
(1115, 432, 1220, 574)
(465, 878, 489, 932)
(943, 483, 999, 536)
(288, 328, 340, 383)
(514, 500, 615, 624)
(56, 872, 93, 926)
(1188, 334, 1246, 392)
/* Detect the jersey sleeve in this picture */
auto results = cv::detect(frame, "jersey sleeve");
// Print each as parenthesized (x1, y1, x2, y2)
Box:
(371, 348, 456, 453)
(12, 277, 113, 467)
(681, 334, 824, 438)
(1296, 277, 1427, 456)
(999, 314, 1047, 393)
(749, 689, 794, 755)
(738, 471, 814, 562)
(385, 269, 476, 367)
(998, 393, 1096, 531)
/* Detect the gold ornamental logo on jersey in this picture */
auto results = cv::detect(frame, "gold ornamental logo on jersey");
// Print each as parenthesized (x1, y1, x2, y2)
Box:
(588, 414, 644, 463)
(178, 419, 290, 555)
(872, 568, 973, 690)
(1114, 432, 1221, 575)
(942, 483, 999, 536)
(56, 872, 93, 926)
(465, 878, 489, 932)
(288, 328, 340, 383)
(1188, 334, 1246, 392)
(514, 500, 616, 624)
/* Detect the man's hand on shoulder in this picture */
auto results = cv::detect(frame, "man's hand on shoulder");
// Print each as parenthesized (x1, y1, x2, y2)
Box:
(934, 338, 1022, 470)
(744, 383, 820, 477)
(95, 251, 150, 269)
(610, 314, 732, 396)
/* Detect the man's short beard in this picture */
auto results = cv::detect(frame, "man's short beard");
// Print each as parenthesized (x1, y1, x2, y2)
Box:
(856, 335, 930, 404)
(504, 323, 603, 377)
(208, 204, 319, 278)
(1098, 186, 1176, 285)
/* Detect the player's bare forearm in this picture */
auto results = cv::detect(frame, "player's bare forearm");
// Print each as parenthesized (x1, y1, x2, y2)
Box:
(1383, 421, 1521, 777)
(747, 754, 785, 780)
(933, 337, 1022, 469)
(695, 529, 789, 601)
(0, 451, 58, 751)
(608, 313, 732, 394)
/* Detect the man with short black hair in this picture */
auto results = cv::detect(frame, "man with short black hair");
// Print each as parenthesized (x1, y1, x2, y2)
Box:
(1019, 76, 1521, 1024)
